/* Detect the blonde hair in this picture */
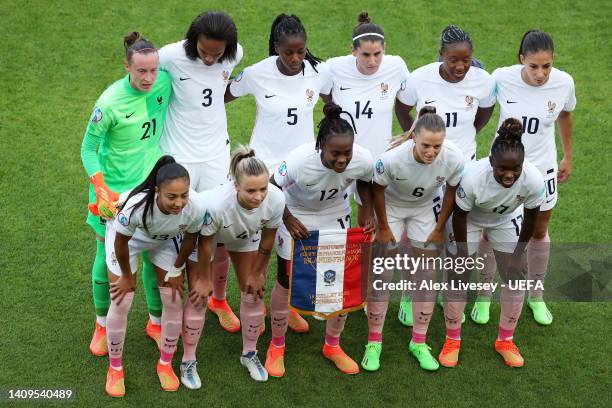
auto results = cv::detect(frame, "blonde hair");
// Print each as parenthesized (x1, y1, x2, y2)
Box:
(229, 144, 269, 183)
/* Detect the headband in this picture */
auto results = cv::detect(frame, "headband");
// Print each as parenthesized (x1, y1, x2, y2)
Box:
(352, 32, 384, 41)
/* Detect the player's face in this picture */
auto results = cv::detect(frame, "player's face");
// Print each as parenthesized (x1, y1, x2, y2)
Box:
(125, 52, 159, 92)
(275, 35, 307, 76)
(413, 129, 444, 164)
(440, 43, 472, 82)
(197, 36, 226, 66)
(352, 40, 384, 75)
(520, 51, 554, 86)
(156, 177, 190, 215)
(236, 173, 269, 210)
(490, 153, 524, 188)
(321, 134, 353, 173)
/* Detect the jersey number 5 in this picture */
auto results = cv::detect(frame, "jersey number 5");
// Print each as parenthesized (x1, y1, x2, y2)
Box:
(287, 108, 298, 125)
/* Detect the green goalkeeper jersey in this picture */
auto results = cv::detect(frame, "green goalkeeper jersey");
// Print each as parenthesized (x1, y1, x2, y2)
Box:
(81, 71, 172, 193)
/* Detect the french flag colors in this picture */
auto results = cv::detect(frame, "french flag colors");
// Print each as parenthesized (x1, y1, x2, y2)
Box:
(289, 228, 371, 318)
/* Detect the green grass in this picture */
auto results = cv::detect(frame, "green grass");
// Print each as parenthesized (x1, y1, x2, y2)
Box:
(1, 0, 611, 406)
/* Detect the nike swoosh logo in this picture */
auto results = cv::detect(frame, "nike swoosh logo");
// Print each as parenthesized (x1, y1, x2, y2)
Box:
(306, 183, 316, 186)
(179, 77, 190, 81)
(506, 100, 518, 104)
(425, 100, 435, 104)
(545, 198, 555, 204)
(340, 86, 351, 91)
(126, 112, 135, 118)
(265, 94, 276, 98)
(395, 177, 407, 180)
(251, 238, 260, 243)
(94, 280, 106, 285)
(223, 224, 232, 228)
(110, 341, 121, 346)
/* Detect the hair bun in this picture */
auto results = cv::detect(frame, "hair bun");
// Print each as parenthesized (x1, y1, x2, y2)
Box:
(322, 102, 343, 120)
(124, 31, 142, 48)
(418, 105, 437, 116)
(497, 118, 523, 140)
(357, 11, 371, 24)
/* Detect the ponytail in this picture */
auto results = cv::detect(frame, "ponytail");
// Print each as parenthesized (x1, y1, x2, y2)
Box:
(229, 145, 268, 183)
(124, 31, 156, 64)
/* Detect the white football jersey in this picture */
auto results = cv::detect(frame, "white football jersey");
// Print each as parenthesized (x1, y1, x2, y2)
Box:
(229, 57, 332, 169)
(274, 142, 373, 213)
(455, 158, 545, 227)
(374, 139, 464, 207)
(159, 41, 244, 163)
(114, 190, 205, 244)
(198, 182, 285, 245)
(397, 62, 496, 160)
(492, 65, 576, 170)
(326, 54, 409, 159)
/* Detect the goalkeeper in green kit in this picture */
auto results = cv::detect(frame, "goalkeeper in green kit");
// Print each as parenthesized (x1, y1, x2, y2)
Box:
(80, 31, 172, 356)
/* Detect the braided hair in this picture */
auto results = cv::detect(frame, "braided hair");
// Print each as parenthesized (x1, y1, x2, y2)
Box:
(518, 30, 554, 62)
(124, 31, 156, 64)
(125, 156, 189, 233)
(491, 118, 525, 162)
(316, 102, 356, 152)
(268, 13, 321, 73)
(438, 25, 485, 68)
(352, 11, 385, 48)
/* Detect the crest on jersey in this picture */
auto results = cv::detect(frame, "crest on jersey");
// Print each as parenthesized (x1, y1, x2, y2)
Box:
(516, 194, 526, 204)
(222, 70, 230, 81)
(380, 82, 389, 100)
(203, 210, 213, 226)
(157, 96, 163, 105)
(375, 159, 385, 175)
(91, 106, 103, 123)
(457, 186, 466, 199)
(118, 213, 129, 227)
(278, 161, 288, 176)
(547, 101, 556, 117)
(465, 95, 474, 108)
(235, 71, 244, 82)
(324, 269, 336, 285)
(435, 176, 446, 186)
(260, 219, 268, 226)
(306, 89, 314, 103)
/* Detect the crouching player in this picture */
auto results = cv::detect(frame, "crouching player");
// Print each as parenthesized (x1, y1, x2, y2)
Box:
(196, 145, 285, 382)
(104, 156, 207, 396)
(442, 118, 545, 368)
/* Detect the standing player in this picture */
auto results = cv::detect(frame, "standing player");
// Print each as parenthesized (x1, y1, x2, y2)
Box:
(159, 11, 243, 335)
(225, 13, 332, 172)
(103, 156, 207, 397)
(266, 103, 375, 377)
(441, 119, 545, 368)
(197, 145, 285, 382)
(80, 32, 171, 357)
(471, 30, 576, 326)
(370, 107, 464, 372)
(392, 24, 496, 325)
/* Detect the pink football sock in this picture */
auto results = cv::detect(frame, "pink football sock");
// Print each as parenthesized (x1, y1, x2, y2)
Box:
(240, 292, 264, 354)
(159, 287, 183, 364)
(212, 246, 230, 301)
(476, 237, 497, 298)
(412, 265, 436, 343)
(366, 301, 388, 342)
(325, 314, 347, 346)
(182, 298, 206, 362)
(106, 291, 135, 369)
(270, 282, 289, 345)
(498, 286, 525, 340)
(527, 234, 550, 299)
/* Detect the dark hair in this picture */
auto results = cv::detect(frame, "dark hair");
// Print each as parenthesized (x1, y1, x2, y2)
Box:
(518, 30, 554, 62)
(414, 106, 445, 134)
(437, 54, 485, 69)
(440, 24, 473, 53)
(491, 118, 525, 162)
(124, 31, 156, 63)
(125, 156, 190, 233)
(316, 102, 356, 151)
(352, 11, 385, 48)
(268, 13, 321, 73)
(229, 144, 268, 183)
(184, 11, 238, 63)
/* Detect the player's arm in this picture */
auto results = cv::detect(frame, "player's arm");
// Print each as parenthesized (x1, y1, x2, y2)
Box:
(224, 83, 238, 103)
(270, 173, 308, 239)
(474, 106, 494, 133)
(356, 179, 375, 233)
(175, 232, 198, 267)
(451, 204, 469, 257)
(320, 93, 332, 103)
(557, 110, 573, 183)
(394, 99, 414, 132)
(189, 234, 215, 307)
(248, 227, 277, 299)
(426, 183, 458, 247)
(372, 182, 394, 244)
(109, 231, 135, 304)
(515, 206, 539, 255)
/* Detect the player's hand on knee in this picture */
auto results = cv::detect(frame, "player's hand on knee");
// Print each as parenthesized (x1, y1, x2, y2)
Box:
(110, 274, 135, 305)
(189, 278, 213, 307)
(246, 272, 266, 299)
